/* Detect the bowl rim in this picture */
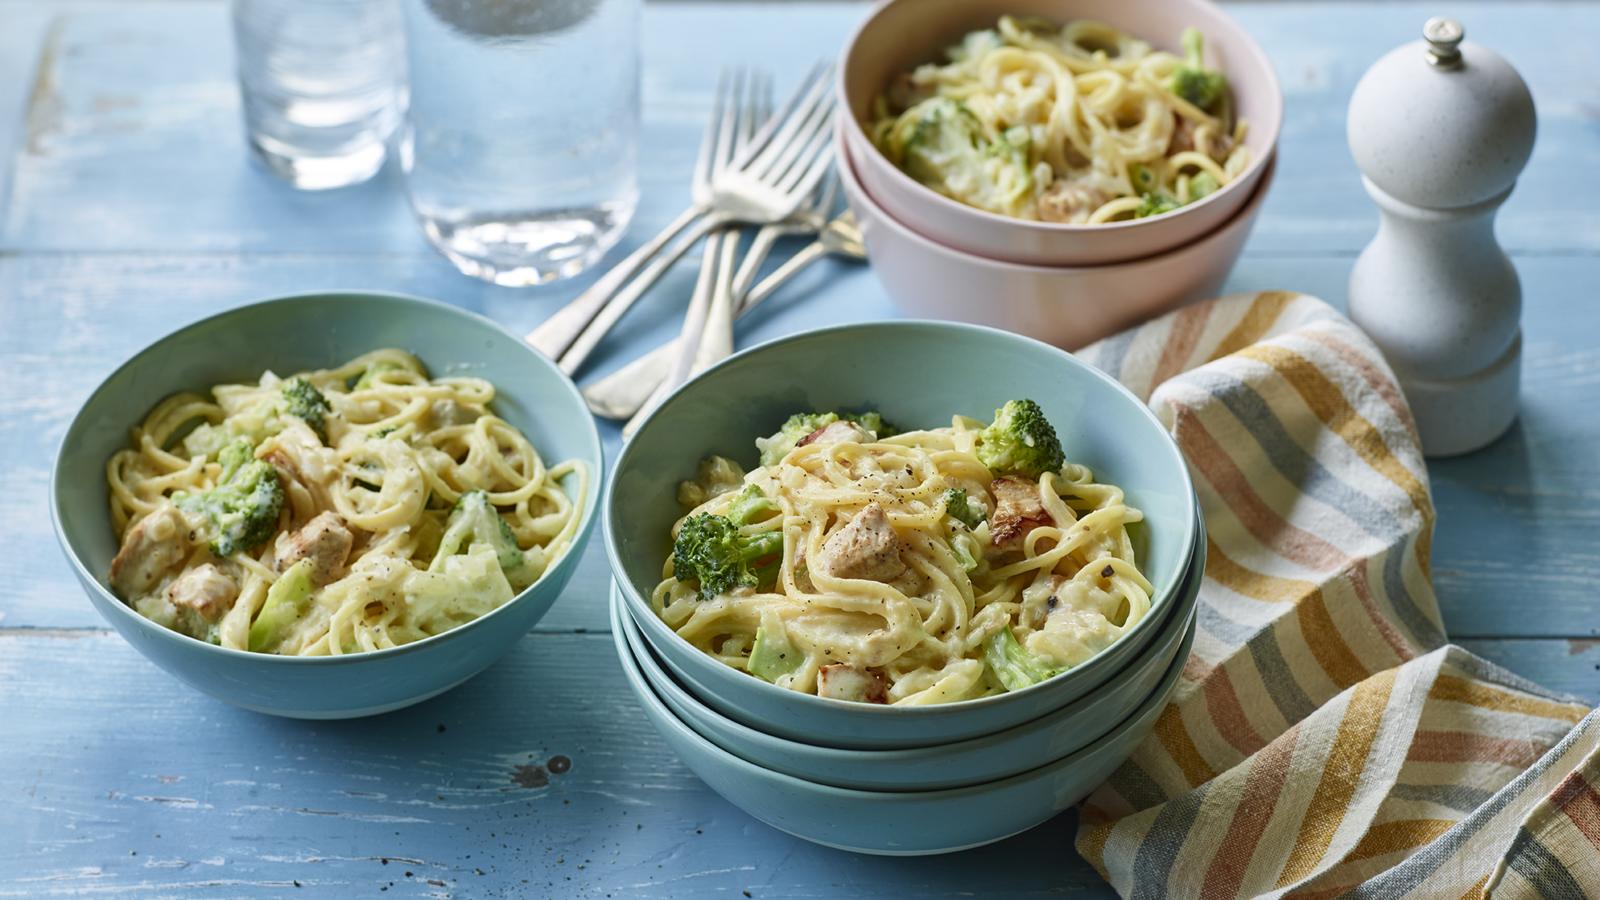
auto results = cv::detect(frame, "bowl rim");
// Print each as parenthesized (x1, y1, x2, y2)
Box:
(49, 289, 605, 666)
(604, 318, 1198, 717)
(834, 0, 1285, 236)
(611, 569, 1196, 800)
(612, 509, 1201, 762)
(838, 121, 1279, 274)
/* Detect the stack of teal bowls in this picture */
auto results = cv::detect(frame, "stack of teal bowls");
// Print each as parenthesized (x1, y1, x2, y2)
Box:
(605, 321, 1204, 854)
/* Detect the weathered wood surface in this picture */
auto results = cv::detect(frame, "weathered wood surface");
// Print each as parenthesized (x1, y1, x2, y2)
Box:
(0, 1, 1596, 896)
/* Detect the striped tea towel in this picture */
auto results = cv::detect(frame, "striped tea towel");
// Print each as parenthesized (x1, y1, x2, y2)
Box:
(1072, 292, 1600, 898)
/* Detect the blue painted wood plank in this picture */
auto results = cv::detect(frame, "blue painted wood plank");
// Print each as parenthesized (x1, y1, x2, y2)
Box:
(5, 252, 1599, 643)
(0, 631, 1117, 898)
(1457, 639, 1600, 704)
(2, 2, 1599, 256)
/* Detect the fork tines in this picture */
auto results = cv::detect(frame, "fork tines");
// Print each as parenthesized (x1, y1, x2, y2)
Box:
(731, 61, 836, 190)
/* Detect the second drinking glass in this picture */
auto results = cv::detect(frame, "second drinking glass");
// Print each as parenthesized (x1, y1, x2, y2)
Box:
(400, 0, 642, 286)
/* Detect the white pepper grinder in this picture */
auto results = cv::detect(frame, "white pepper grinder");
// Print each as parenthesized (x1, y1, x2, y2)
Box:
(1347, 17, 1536, 456)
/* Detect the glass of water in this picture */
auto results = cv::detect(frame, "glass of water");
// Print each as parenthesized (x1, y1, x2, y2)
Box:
(399, 0, 641, 286)
(232, 0, 407, 190)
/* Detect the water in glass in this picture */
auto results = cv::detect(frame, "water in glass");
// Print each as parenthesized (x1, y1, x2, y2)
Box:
(400, 0, 641, 286)
(231, 0, 406, 190)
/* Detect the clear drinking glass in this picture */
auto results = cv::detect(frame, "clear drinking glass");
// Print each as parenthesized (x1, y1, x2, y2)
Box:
(399, 0, 641, 286)
(231, 0, 406, 190)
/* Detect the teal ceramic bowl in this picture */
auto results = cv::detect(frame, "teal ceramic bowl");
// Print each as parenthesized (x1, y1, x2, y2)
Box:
(605, 321, 1197, 749)
(612, 579, 1196, 854)
(618, 520, 1202, 791)
(50, 292, 603, 719)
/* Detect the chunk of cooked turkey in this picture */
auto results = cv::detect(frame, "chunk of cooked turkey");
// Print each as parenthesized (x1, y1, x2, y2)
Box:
(817, 664, 889, 703)
(109, 505, 195, 598)
(258, 419, 337, 519)
(1167, 111, 1234, 162)
(166, 563, 239, 621)
(275, 511, 354, 586)
(989, 476, 1053, 550)
(1037, 177, 1112, 224)
(817, 503, 906, 582)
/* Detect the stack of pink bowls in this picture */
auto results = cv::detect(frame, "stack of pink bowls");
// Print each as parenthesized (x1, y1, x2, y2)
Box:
(834, 0, 1283, 349)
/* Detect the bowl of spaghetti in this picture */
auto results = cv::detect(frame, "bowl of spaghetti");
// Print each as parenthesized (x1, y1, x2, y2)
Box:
(837, 0, 1281, 266)
(50, 292, 603, 718)
(605, 321, 1198, 748)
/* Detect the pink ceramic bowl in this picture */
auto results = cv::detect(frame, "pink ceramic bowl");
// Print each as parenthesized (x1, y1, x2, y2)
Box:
(839, 129, 1274, 350)
(837, 0, 1282, 266)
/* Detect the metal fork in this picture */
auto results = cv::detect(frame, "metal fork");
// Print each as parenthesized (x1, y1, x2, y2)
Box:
(526, 63, 836, 375)
(620, 228, 741, 438)
(617, 76, 767, 438)
(730, 172, 839, 302)
(584, 211, 866, 420)
(537, 70, 771, 377)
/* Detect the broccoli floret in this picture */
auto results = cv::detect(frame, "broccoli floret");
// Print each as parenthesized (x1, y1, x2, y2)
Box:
(942, 488, 984, 529)
(281, 376, 331, 440)
(942, 488, 984, 573)
(984, 125, 1033, 179)
(984, 626, 1060, 692)
(671, 485, 783, 598)
(747, 608, 802, 683)
(726, 483, 778, 526)
(1167, 28, 1226, 111)
(1136, 192, 1180, 218)
(180, 400, 283, 461)
(898, 97, 985, 183)
(248, 558, 315, 653)
(174, 441, 284, 557)
(850, 411, 898, 439)
(1129, 163, 1159, 194)
(352, 360, 404, 391)
(756, 411, 897, 467)
(677, 455, 747, 509)
(757, 413, 838, 467)
(975, 399, 1065, 478)
(217, 438, 254, 481)
(1188, 171, 1220, 202)
(949, 530, 982, 574)
(432, 490, 543, 590)
(888, 97, 1034, 215)
(672, 514, 784, 599)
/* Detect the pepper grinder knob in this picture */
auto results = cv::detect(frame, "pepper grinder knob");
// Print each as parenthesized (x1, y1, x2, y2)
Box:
(1347, 18, 1536, 456)
(1423, 16, 1463, 67)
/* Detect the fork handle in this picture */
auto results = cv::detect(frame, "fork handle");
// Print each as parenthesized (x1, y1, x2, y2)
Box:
(581, 237, 830, 419)
(740, 237, 828, 310)
(690, 228, 743, 373)
(525, 204, 707, 360)
(730, 224, 785, 301)
(620, 230, 726, 437)
(554, 214, 725, 375)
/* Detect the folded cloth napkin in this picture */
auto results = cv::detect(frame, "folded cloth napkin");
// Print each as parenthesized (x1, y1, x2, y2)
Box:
(1071, 292, 1599, 898)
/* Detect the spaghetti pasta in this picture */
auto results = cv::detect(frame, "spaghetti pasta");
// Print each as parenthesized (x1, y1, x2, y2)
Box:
(104, 349, 586, 656)
(653, 405, 1153, 705)
(870, 16, 1251, 224)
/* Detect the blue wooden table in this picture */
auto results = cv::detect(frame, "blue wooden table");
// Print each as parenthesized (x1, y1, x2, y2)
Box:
(2, 2, 1597, 896)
